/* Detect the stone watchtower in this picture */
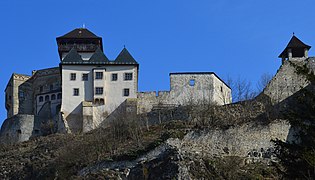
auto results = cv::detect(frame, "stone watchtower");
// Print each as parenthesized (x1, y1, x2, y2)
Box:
(279, 35, 311, 64)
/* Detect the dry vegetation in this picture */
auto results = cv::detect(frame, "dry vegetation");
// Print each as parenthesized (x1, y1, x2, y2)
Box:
(0, 116, 189, 179)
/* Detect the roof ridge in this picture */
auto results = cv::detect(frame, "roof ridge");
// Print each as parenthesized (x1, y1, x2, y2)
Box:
(57, 28, 101, 39)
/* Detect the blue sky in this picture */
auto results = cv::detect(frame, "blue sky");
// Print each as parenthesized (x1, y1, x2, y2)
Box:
(1, 0, 315, 125)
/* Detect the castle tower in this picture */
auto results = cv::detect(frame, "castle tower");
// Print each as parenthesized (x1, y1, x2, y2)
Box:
(57, 28, 139, 133)
(279, 35, 311, 63)
(56, 28, 103, 60)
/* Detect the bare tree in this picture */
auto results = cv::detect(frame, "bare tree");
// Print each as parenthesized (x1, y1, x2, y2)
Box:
(257, 73, 273, 93)
(225, 75, 257, 102)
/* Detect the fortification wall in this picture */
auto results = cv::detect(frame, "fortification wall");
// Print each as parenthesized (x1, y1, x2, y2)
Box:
(0, 114, 35, 144)
(11, 75, 31, 117)
(168, 120, 294, 160)
(170, 74, 214, 105)
(263, 58, 315, 104)
(137, 91, 172, 114)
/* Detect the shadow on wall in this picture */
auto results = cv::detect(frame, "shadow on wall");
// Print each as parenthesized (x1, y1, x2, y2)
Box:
(64, 104, 83, 133)
(256, 83, 315, 143)
(98, 99, 138, 128)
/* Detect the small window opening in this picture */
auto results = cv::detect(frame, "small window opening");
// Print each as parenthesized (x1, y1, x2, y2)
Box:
(82, 73, 88, 81)
(123, 88, 130, 96)
(19, 91, 25, 99)
(189, 79, 195, 86)
(112, 73, 118, 81)
(100, 98, 105, 105)
(95, 72, 103, 80)
(39, 96, 43, 102)
(51, 94, 56, 100)
(70, 73, 76, 81)
(124, 73, 133, 81)
(73, 88, 79, 96)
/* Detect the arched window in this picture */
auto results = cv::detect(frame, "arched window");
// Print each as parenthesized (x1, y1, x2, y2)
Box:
(51, 94, 56, 100)
(57, 93, 62, 99)
(94, 98, 100, 104)
(39, 96, 43, 102)
(45, 95, 49, 102)
(100, 98, 104, 105)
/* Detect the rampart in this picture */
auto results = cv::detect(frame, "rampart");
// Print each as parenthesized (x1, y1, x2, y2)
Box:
(0, 114, 35, 144)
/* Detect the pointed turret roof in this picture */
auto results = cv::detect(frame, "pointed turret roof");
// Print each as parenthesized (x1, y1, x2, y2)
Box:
(89, 47, 110, 63)
(57, 28, 101, 39)
(115, 47, 138, 64)
(62, 48, 83, 63)
(279, 35, 311, 58)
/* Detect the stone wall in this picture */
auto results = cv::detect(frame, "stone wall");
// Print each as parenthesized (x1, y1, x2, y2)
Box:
(4, 67, 61, 119)
(137, 91, 172, 114)
(137, 73, 231, 114)
(263, 58, 315, 104)
(0, 114, 35, 144)
(168, 120, 293, 159)
(5, 74, 31, 118)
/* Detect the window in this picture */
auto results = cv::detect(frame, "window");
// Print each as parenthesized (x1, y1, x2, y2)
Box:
(95, 72, 103, 80)
(123, 88, 130, 96)
(189, 79, 195, 86)
(51, 94, 56, 100)
(95, 87, 104, 95)
(82, 73, 88, 81)
(50, 84, 53, 91)
(70, 73, 76, 81)
(45, 95, 49, 102)
(19, 91, 25, 99)
(73, 88, 79, 96)
(220, 86, 223, 92)
(40, 86, 43, 92)
(9, 95, 11, 100)
(57, 93, 62, 99)
(39, 96, 43, 102)
(112, 73, 118, 81)
(124, 73, 133, 81)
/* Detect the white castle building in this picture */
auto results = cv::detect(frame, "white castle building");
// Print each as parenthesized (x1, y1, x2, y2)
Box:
(1, 28, 231, 143)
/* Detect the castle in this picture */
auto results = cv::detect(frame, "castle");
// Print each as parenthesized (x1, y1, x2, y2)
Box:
(1, 28, 232, 143)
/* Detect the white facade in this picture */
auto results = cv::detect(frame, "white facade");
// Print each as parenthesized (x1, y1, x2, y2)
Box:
(61, 64, 138, 119)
